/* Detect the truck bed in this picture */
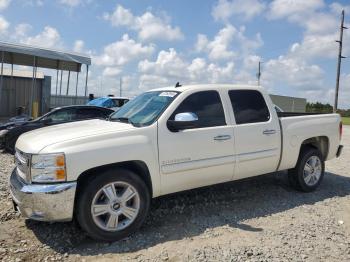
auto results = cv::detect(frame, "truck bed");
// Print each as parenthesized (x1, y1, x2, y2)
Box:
(277, 112, 341, 171)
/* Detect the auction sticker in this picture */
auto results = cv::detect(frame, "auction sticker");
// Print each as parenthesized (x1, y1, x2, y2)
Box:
(159, 92, 177, 97)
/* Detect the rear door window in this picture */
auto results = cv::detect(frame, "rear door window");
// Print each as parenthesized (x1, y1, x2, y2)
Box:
(228, 90, 270, 124)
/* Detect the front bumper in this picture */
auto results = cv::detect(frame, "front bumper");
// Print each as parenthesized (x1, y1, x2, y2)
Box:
(9, 168, 77, 222)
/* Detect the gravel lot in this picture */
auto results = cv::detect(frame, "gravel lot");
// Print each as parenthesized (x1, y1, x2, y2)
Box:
(0, 127, 349, 261)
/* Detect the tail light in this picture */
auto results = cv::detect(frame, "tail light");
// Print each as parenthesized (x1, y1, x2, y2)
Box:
(339, 121, 343, 140)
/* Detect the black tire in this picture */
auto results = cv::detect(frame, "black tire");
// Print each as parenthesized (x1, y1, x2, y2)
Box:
(4, 135, 16, 154)
(76, 168, 150, 241)
(288, 146, 325, 192)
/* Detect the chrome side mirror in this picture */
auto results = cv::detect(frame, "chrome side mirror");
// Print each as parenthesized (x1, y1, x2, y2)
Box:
(174, 112, 198, 122)
(167, 112, 199, 132)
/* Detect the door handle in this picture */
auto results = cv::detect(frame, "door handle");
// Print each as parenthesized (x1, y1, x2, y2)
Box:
(214, 135, 232, 141)
(263, 129, 276, 135)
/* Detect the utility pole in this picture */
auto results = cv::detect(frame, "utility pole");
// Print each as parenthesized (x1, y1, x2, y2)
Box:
(257, 61, 263, 86)
(119, 77, 122, 97)
(334, 10, 347, 112)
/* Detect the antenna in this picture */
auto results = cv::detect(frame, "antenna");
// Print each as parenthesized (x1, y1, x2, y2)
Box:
(175, 82, 182, 88)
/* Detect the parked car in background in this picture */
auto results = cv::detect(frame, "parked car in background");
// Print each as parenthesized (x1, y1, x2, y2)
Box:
(1, 105, 113, 153)
(9, 84, 343, 241)
(87, 97, 129, 111)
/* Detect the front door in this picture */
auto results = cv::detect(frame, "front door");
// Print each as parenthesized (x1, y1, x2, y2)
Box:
(158, 90, 235, 195)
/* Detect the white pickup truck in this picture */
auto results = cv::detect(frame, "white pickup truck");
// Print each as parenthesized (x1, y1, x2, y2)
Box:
(9, 84, 343, 241)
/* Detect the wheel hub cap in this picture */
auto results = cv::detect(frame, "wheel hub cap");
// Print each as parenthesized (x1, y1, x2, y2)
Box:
(112, 202, 120, 210)
(91, 182, 140, 232)
(303, 155, 322, 186)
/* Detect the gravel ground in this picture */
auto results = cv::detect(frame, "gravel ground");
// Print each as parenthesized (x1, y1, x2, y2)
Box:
(0, 127, 349, 261)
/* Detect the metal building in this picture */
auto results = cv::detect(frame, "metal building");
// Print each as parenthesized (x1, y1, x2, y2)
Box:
(0, 41, 91, 120)
(270, 94, 307, 112)
(0, 69, 51, 118)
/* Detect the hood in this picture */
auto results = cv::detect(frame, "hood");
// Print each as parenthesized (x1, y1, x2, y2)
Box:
(16, 119, 134, 153)
(0, 121, 29, 130)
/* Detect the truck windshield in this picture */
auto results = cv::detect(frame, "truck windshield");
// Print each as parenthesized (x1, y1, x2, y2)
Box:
(109, 91, 179, 127)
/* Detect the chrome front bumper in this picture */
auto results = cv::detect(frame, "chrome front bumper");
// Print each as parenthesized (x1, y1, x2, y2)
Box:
(9, 168, 77, 222)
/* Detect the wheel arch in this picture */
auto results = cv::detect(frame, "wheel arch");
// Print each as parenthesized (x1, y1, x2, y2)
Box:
(300, 136, 329, 160)
(75, 160, 153, 199)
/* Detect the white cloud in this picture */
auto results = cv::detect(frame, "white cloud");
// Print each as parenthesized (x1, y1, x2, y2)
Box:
(23, 26, 61, 48)
(138, 48, 236, 89)
(0, 16, 9, 34)
(103, 5, 184, 42)
(330, 2, 350, 14)
(139, 48, 187, 78)
(212, 0, 266, 21)
(102, 67, 122, 77)
(59, 0, 80, 7)
(268, 0, 324, 20)
(0, 0, 11, 10)
(73, 40, 84, 52)
(262, 55, 325, 93)
(195, 24, 263, 61)
(94, 34, 155, 67)
(14, 23, 32, 37)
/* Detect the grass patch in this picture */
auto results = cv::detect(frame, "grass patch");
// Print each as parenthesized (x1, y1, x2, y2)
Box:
(342, 117, 350, 125)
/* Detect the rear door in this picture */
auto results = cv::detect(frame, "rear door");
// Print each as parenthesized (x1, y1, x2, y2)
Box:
(228, 90, 280, 179)
(158, 90, 235, 195)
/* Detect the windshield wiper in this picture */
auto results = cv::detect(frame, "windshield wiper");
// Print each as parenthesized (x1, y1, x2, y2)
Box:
(110, 117, 136, 126)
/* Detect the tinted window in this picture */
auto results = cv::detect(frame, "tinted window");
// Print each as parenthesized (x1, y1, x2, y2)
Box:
(171, 91, 226, 128)
(111, 99, 129, 107)
(229, 90, 270, 124)
(44, 109, 76, 123)
(76, 108, 107, 120)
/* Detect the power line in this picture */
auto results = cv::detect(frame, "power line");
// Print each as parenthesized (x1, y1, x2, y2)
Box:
(334, 10, 347, 112)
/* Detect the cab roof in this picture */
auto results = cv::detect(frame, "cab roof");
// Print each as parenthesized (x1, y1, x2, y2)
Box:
(149, 84, 265, 93)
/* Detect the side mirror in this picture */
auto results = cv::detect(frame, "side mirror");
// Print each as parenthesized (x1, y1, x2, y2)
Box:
(167, 112, 198, 132)
(41, 118, 52, 125)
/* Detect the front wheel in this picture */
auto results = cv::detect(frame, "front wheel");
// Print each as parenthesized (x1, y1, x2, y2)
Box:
(76, 168, 150, 241)
(288, 147, 325, 192)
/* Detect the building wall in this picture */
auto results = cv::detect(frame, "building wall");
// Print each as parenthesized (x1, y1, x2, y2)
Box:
(50, 95, 88, 109)
(270, 94, 306, 112)
(0, 74, 51, 118)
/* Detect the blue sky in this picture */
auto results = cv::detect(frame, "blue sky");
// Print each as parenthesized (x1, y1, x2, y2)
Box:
(0, 0, 349, 108)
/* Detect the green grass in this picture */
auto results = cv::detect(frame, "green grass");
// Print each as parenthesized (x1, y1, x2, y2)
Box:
(342, 117, 350, 125)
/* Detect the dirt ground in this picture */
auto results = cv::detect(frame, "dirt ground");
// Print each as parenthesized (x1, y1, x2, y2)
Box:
(0, 127, 349, 261)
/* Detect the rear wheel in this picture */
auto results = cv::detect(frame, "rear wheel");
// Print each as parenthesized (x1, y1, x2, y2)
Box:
(76, 168, 150, 241)
(288, 147, 325, 192)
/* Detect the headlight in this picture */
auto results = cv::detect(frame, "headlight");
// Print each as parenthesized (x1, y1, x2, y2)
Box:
(31, 153, 66, 183)
(0, 129, 8, 136)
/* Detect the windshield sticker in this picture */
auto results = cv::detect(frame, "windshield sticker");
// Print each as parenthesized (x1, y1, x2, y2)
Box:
(159, 92, 177, 97)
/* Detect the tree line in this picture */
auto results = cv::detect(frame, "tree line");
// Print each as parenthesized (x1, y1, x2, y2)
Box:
(306, 102, 350, 117)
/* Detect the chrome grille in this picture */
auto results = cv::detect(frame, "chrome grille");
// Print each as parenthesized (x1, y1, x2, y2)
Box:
(15, 149, 30, 183)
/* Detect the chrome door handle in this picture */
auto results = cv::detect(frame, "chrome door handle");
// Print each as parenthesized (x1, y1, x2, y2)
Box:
(214, 135, 232, 141)
(263, 129, 276, 135)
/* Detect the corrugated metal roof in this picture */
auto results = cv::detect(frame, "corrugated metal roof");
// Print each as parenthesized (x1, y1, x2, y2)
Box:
(0, 41, 91, 72)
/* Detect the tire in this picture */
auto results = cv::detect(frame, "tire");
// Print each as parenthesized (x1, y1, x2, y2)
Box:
(288, 146, 325, 192)
(4, 136, 16, 154)
(76, 168, 150, 241)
